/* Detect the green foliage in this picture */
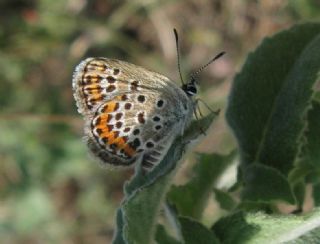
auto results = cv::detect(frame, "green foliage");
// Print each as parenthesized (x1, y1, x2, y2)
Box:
(226, 23, 320, 208)
(113, 22, 320, 243)
(213, 208, 320, 244)
(213, 188, 237, 211)
(303, 101, 320, 169)
(296, 101, 320, 185)
(121, 170, 175, 244)
(168, 151, 236, 219)
(179, 217, 219, 244)
(113, 112, 220, 243)
(212, 211, 259, 243)
(155, 225, 181, 244)
(226, 23, 320, 176)
(241, 164, 295, 204)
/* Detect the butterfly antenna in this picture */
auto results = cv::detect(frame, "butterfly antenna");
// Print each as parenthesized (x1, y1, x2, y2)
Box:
(190, 51, 226, 81)
(173, 28, 185, 85)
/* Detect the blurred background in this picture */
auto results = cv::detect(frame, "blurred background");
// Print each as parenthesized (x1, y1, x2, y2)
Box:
(0, 0, 319, 243)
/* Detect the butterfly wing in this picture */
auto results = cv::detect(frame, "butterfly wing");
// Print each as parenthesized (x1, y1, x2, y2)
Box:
(73, 58, 194, 171)
(73, 57, 177, 117)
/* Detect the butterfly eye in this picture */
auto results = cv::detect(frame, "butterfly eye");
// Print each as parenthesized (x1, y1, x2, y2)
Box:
(186, 84, 197, 96)
(181, 83, 197, 96)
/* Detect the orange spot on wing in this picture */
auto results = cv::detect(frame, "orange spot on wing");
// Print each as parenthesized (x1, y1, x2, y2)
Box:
(88, 89, 100, 96)
(124, 145, 136, 157)
(84, 74, 99, 84)
(95, 116, 113, 139)
(90, 94, 103, 101)
(98, 114, 110, 126)
(99, 130, 111, 138)
(108, 132, 117, 143)
(97, 131, 117, 145)
(116, 138, 127, 149)
(104, 102, 118, 113)
(96, 66, 105, 71)
(90, 62, 105, 71)
(100, 133, 108, 139)
(92, 102, 136, 157)
(88, 77, 99, 83)
(85, 84, 100, 90)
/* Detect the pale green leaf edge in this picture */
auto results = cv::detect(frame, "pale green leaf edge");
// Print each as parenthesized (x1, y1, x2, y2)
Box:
(246, 208, 320, 244)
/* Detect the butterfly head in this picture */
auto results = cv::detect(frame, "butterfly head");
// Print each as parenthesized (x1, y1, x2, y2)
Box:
(182, 77, 197, 97)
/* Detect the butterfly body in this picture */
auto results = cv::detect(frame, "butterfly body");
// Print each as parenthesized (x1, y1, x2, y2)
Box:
(73, 58, 194, 171)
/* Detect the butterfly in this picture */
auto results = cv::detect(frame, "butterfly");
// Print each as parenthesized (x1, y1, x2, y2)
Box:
(72, 29, 224, 172)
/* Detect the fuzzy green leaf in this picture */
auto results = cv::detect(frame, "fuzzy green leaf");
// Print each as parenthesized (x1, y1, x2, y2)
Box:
(213, 188, 237, 211)
(226, 23, 320, 175)
(301, 100, 320, 184)
(155, 225, 181, 244)
(304, 101, 320, 166)
(168, 151, 236, 219)
(112, 209, 125, 244)
(285, 226, 320, 244)
(112, 113, 218, 244)
(241, 164, 295, 204)
(212, 211, 259, 243)
(179, 217, 219, 244)
(119, 138, 185, 244)
(288, 100, 320, 207)
(212, 208, 320, 244)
